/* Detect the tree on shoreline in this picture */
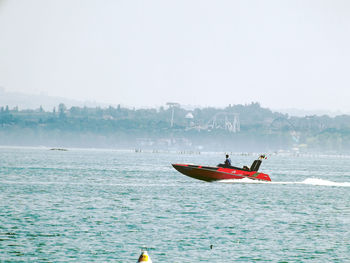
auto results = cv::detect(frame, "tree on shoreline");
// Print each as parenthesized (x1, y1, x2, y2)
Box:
(1, 103, 350, 152)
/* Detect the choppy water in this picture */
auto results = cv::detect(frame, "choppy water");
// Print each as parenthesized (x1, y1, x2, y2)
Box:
(1, 147, 349, 262)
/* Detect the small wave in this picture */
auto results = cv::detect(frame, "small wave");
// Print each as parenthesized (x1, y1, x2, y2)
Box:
(219, 177, 350, 187)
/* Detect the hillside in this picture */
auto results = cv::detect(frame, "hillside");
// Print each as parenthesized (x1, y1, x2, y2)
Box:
(1, 102, 350, 152)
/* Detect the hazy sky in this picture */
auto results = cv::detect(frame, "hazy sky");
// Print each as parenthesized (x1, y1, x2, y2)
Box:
(1, 0, 350, 110)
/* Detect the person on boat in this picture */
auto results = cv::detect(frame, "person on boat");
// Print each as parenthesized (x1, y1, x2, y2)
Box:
(224, 154, 232, 167)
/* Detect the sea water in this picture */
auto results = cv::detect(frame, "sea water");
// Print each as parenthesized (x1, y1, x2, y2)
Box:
(0, 147, 349, 262)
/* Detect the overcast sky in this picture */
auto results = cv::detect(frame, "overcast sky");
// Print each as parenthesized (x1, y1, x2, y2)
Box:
(0, 0, 350, 111)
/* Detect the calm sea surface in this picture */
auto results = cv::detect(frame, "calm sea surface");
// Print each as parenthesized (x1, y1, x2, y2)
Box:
(1, 147, 349, 262)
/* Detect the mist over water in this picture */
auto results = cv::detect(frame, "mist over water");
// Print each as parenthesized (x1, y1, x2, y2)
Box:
(1, 147, 349, 262)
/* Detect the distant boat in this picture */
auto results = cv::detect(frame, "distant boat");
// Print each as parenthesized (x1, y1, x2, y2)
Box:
(50, 148, 68, 151)
(172, 155, 271, 182)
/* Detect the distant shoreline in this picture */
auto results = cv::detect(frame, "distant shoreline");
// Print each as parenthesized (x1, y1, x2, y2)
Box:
(1, 145, 350, 159)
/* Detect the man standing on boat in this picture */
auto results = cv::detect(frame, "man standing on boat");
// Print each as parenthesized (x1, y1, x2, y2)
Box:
(224, 154, 232, 167)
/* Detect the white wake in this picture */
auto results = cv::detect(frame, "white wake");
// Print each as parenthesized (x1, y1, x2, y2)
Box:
(219, 177, 350, 187)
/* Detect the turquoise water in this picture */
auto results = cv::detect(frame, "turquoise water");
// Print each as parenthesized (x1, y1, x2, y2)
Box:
(1, 147, 349, 262)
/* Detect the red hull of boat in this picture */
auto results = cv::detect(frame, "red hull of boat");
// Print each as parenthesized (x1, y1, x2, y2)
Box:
(172, 164, 271, 182)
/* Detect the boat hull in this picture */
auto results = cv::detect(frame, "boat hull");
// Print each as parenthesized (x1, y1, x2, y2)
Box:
(172, 164, 271, 182)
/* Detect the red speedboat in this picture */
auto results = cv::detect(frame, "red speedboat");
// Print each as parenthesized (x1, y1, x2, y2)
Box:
(172, 155, 271, 182)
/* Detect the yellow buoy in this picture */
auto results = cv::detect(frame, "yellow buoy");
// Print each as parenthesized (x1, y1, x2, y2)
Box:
(137, 249, 152, 263)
